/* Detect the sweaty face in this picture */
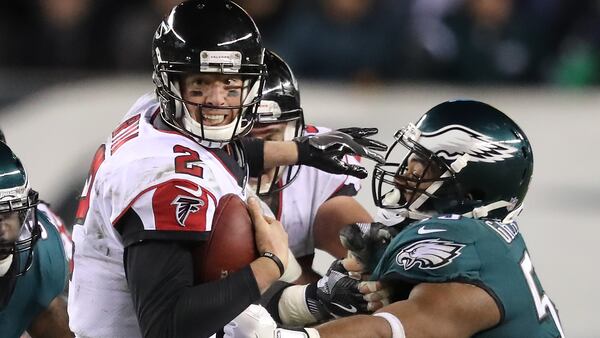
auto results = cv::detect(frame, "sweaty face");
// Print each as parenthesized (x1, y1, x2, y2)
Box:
(0, 211, 23, 259)
(395, 153, 444, 204)
(180, 74, 244, 127)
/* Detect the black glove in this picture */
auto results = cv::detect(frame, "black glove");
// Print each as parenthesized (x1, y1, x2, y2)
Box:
(294, 128, 387, 179)
(304, 260, 368, 321)
(335, 127, 388, 152)
(339, 222, 399, 273)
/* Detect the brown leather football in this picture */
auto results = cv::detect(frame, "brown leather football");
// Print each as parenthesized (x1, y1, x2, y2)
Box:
(193, 193, 258, 283)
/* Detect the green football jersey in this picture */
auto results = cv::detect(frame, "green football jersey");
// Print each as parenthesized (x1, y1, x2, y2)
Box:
(0, 210, 68, 338)
(371, 215, 565, 338)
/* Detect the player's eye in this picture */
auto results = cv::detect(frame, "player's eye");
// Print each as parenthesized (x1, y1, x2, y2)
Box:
(226, 89, 240, 97)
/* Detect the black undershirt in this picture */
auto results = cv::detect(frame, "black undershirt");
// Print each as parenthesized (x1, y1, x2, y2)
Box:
(118, 209, 261, 338)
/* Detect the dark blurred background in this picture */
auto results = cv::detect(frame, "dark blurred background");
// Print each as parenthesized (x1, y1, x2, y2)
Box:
(1, 0, 599, 103)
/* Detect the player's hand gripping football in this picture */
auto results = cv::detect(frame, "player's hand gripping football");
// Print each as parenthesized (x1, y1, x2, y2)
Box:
(247, 197, 289, 285)
(294, 127, 387, 179)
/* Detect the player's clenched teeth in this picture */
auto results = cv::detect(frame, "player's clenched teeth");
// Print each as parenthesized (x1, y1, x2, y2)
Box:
(202, 113, 227, 125)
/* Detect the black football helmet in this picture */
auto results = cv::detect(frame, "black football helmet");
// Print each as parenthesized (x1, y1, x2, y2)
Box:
(373, 100, 534, 223)
(152, 0, 266, 147)
(250, 50, 304, 195)
(0, 142, 40, 309)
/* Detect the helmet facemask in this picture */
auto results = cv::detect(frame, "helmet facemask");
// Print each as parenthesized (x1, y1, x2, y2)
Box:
(373, 124, 464, 221)
(154, 56, 266, 148)
(0, 189, 40, 278)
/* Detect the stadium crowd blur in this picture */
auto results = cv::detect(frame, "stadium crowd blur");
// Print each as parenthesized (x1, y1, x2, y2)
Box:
(0, 0, 598, 96)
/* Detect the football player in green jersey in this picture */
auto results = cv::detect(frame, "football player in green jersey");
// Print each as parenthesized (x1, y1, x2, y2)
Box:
(0, 142, 72, 338)
(225, 100, 565, 338)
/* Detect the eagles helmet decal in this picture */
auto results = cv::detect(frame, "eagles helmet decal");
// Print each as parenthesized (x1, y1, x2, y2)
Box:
(171, 195, 205, 227)
(395, 238, 465, 270)
(418, 124, 518, 164)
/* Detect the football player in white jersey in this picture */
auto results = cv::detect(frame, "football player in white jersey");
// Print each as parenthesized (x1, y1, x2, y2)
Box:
(247, 50, 376, 284)
(67, 1, 385, 338)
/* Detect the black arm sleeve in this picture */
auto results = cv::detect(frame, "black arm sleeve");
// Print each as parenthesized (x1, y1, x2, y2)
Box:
(240, 137, 265, 177)
(120, 209, 261, 338)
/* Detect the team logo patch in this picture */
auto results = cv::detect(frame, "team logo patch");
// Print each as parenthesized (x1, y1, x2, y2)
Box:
(396, 238, 465, 270)
(419, 125, 517, 163)
(171, 195, 205, 227)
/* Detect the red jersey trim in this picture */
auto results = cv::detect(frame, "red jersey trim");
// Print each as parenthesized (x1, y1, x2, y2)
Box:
(111, 178, 217, 227)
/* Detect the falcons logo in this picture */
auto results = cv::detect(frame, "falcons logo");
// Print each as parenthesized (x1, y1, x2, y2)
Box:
(418, 125, 517, 163)
(396, 238, 465, 270)
(171, 195, 205, 227)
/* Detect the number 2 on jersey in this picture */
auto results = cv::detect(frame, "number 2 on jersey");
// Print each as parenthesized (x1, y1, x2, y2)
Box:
(520, 251, 565, 337)
(174, 145, 204, 178)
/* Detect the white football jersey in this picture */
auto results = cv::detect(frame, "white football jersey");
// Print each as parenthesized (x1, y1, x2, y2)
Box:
(68, 93, 246, 338)
(270, 125, 362, 257)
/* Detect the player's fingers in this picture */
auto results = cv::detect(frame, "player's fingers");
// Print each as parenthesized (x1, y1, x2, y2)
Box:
(345, 164, 368, 179)
(358, 281, 383, 294)
(337, 127, 379, 138)
(367, 298, 390, 312)
(363, 138, 388, 152)
(356, 127, 379, 138)
(341, 256, 365, 273)
(361, 288, 391, 301)
(246, 197, 266, 225)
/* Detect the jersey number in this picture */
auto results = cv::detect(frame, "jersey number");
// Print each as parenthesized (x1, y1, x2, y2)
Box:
(520, 251, 565, 337)
(174, 145, 204, 178)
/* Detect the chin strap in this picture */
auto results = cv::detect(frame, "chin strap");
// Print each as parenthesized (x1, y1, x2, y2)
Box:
(462, 200, 523, 222)
(409, 153, 471, 211)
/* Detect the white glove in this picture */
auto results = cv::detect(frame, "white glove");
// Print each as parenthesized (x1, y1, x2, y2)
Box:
(224, 304, 277, 338)
(223, 304, 320, 338)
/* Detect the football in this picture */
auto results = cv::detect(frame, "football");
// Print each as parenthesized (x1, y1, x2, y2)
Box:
(193, 193, 258, 283)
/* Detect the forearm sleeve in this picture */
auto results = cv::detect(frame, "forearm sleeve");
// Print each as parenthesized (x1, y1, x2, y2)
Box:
(121, 210, 261, 338)
(240, 137, 265, 177)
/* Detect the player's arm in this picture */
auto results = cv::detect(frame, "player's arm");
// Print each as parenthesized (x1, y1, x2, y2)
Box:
(259, 128, 386, 178)
(27, 296, 74, 338)
(313, 195, 372, 259)
(120, 197, 287, 338)
(313, 282, 501, 338)
(234, 281, 499, 338)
